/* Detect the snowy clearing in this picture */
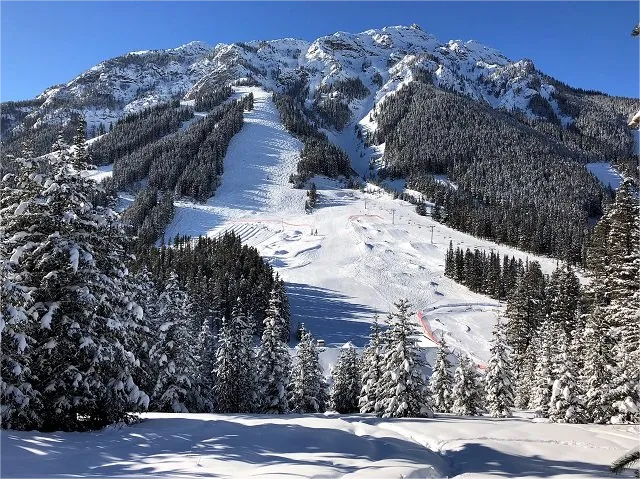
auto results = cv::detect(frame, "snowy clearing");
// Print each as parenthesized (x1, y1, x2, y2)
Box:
(586, 162, 624, 190)
(80, 163, 113, 183)
(2, 412, 636, 478)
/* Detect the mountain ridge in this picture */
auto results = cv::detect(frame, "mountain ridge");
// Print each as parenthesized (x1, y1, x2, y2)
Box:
(5, 23, 634, 146)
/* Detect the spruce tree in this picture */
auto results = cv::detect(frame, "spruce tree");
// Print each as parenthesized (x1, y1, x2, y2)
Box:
(529, 319, 555, 418)
(484, 319, 515, 417)
(609, 339, 640, 424)
(213, 303, 257, 413)
(149, 273, 200, 413)
(505, 261, 545, 407)
(257, 288, 291, 414)
(289, 327, 328, 413)
(9, 138, 146, 430)
(548, 332, 585, 423)
(197, 316, 217, 413)
(429, 336, 453, 413)
(581, 306, 614, 423)
(451, 354, 482, 416)
(359, 316, 384, 414)
(331, 344, 360, 413)
(377, 299, 433, 418)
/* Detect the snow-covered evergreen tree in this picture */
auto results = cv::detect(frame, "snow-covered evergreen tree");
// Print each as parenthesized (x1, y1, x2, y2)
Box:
(451, 354, 482, 416)
(289, 327, 328, 413)
(505, 262, 545, 407)
(4, 138, 146, 430)
(548, 332, 585, 423)
(0, 260, 42, 430)
(609, 339, 640, 424)
(213, 302, 257, 413)
(581, 306, 614, 423)
(529, 319, 555, 418)
(429, 336, 453, 413)
(359, 316, 384, 414)
(197, 316, 217, 413)
(484, 319, 515, 417)
(377, 299, 433, 418)
(331, 344, 360, 413)
(257, 288, 291, 414)
(150, 273, 200, 413)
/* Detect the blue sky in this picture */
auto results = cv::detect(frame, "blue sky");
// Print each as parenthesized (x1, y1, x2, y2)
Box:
(1, 1, 638, 101)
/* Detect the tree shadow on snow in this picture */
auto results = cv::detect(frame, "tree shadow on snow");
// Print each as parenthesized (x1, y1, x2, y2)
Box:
(285, 282, 377, 346)
(1, 415, 443, 478)
(443, 442, 617, 478)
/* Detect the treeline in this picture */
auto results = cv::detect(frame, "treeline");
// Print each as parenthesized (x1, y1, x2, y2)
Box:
(113, 93, 253, 199)
(1, 132, 292, 429)
(272, 92, 351, 185)
(121, 187, 175, 245)
(136, 232, 289, 337)
(444, 243, 526, 300)
(88, 99, 194, 166)
(370, 81, 606, 262)
(194, 85, 233, 111)
(500, 179, 639, 424)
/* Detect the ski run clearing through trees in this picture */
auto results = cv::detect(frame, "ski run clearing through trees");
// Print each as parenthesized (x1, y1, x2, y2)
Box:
(3, 411, 637, 478)
(160, 86, 560, 367)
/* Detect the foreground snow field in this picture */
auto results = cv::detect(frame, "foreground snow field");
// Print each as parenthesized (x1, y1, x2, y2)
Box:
(2, 412, 637, 478)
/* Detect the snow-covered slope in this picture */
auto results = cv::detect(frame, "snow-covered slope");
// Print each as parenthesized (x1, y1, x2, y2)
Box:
(163, 86, 559, 367)
(3, 412, 636, 478)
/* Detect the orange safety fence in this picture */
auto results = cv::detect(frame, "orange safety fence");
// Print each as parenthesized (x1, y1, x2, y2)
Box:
(418, 310, 487, 370)
(416, 310, 441, 345)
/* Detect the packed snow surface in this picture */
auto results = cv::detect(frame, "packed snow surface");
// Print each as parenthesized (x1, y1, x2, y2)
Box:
(163, 87, 560, 367)
(586, 162, 624, 190)
(2, 412, 636, 478)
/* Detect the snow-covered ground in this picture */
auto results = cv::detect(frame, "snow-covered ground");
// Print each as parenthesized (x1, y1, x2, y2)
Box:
(3, 412, 636, 478)
(80, 163, 113, 183)
(586, 162, 624, 190)
(161, 86, 561, 368)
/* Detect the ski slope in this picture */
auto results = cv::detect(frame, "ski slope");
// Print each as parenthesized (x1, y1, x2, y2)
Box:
(3, 412, 636, 479)
(162, 86, 561, 365)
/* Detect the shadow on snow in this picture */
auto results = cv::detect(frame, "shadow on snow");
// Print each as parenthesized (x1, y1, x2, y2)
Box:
(285, 282, 378, 347)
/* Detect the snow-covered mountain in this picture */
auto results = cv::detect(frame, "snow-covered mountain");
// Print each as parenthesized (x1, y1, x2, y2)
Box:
(2, 24, 636, 362)
(3, 25, 575, 137)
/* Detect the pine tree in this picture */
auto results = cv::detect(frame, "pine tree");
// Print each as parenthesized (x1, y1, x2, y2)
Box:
(548, 332, 585, 423)
(213, 303, 257, 413)
(257, 288, 291, 414)
(359, 316, 384, 414)
(546, 264, 581, 342)
(451, 354, 482, 416)
(429, 336, 453, 413)
(0, 260, 42, 430)
(331, 344, 360, 413)
(289, 327, 328, 413)
(149, 273, 200, 413)
(444, 241, 455, 278)
(484, 319, 515, 417)
(377, 299, 433, 418)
